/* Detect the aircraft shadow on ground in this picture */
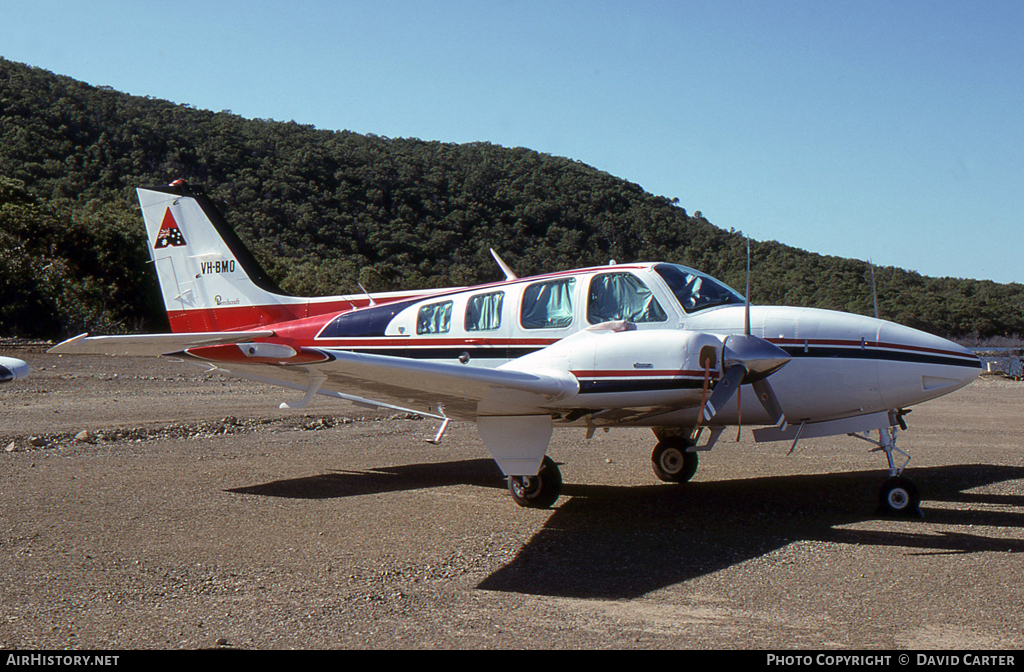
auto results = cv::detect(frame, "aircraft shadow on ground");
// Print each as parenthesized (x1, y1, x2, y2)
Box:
(227, 458, 506, 499)
(228, 461, 1024, 600)
(478, 464, 1024, 599)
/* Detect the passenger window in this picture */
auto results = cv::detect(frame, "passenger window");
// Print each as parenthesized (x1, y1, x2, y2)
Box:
(465, 292, 504, 332)
(587, 273, 668, 325)
(521, 278, 576, 329)
(417, 301, 453, 335)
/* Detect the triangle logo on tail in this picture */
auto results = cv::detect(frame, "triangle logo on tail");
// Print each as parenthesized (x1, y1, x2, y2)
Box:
(154, 209, 187, 248)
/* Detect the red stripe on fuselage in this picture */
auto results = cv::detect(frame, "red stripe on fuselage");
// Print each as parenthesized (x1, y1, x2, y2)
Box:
(167, 265, 653, 333)
(166, 294, 426, 333)
(313, 337, 559, 348)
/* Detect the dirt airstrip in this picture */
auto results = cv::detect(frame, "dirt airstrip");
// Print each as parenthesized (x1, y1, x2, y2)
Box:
(1, 344, 1023, 649)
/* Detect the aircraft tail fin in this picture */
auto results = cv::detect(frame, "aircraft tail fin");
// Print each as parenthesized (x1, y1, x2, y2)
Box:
(137, 181, 306, 332)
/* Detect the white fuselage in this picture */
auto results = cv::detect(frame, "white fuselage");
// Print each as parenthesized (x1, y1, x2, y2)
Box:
(311, 263, 981, 428)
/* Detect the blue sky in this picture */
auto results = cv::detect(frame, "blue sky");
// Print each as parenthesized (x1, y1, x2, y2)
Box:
(3, 0, 1022, 283)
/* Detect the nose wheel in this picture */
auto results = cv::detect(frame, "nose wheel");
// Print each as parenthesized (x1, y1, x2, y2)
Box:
(507, 456, 562, 508)
(879, 476, 921, 517)
(851, 418, 923, 517)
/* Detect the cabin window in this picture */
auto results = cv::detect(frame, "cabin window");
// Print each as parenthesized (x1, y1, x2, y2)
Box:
(521, 278, 576, 329)
(465, 291, 504, 332)
(417, 301, 453, 335)
(654, 263, 745, 313)
(587, 273, 668, 325)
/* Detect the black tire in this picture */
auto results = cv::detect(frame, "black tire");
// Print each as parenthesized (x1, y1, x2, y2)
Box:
(878, 476, 921, 516)
(651, 439, 699, 483)
(508, 456, 562, 508)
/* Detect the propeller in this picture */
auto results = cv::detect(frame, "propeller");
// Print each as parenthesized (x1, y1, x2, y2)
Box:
(701, 240, 790, 430)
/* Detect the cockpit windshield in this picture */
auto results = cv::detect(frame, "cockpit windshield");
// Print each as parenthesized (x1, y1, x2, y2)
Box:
(654, 263, 745, 313)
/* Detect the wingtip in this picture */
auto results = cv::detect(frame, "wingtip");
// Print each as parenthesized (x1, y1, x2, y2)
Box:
(47, 332, 89, 354)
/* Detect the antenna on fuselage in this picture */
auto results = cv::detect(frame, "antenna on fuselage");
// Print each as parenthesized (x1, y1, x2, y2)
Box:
(490, 249, 518, 281)
(357, 282, 377, 306)
(869, 260, 879, 319)
(745, 238, 751, 336)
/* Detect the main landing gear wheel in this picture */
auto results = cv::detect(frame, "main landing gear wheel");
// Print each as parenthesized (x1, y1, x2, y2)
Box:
(651, 439, 699, 483)
(508, 456, 562, 509)
(878, 476, 922, 517)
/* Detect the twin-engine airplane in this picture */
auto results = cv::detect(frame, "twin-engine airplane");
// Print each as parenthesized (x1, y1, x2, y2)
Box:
(50, 181, 982, 514)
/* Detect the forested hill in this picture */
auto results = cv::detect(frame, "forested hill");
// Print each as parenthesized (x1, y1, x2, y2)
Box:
(1, 57, 1022, 341)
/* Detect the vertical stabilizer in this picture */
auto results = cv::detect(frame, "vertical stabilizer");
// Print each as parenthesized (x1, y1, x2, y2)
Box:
(138, 182, 304, 332)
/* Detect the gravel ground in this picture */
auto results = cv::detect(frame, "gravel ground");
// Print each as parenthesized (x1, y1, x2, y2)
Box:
(1, 345, 1023, 650)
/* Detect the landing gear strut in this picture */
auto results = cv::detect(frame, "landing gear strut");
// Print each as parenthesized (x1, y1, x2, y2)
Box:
(873, 426, 922, 517)
(850, 417, 922, 517)
(507, 456, 562, 508)
(651, 437, 699, 483)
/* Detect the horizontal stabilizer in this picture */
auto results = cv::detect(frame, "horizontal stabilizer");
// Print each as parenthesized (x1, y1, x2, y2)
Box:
(48, 331, 275, 357)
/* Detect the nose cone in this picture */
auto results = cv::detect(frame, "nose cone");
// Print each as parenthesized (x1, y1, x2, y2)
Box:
(877, 322, 982, 408)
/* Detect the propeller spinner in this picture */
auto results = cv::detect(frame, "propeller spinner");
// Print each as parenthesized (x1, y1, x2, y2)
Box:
(701, 334, 790, 427)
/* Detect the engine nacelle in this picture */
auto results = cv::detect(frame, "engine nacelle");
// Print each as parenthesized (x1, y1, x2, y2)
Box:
(0, 356, 29, 383)
(585, 328, 722, 376)
(506, 325, 723, 409)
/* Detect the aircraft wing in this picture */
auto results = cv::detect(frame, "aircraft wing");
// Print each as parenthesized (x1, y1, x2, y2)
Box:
(183, 346, 579, 421)
(48, 331, 277, 357)
(48, 332, 578, 419)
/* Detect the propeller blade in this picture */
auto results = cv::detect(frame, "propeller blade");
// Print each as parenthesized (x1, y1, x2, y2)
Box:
(752, 378, 786, 429)
(707, 240, 789, 431)
(703, 333, 791, 426)
(702, 364, 746, 422)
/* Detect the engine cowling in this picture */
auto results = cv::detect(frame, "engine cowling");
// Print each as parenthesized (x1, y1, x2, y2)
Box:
(505, 324, 724, 409)
(0, 356, 29, 383)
